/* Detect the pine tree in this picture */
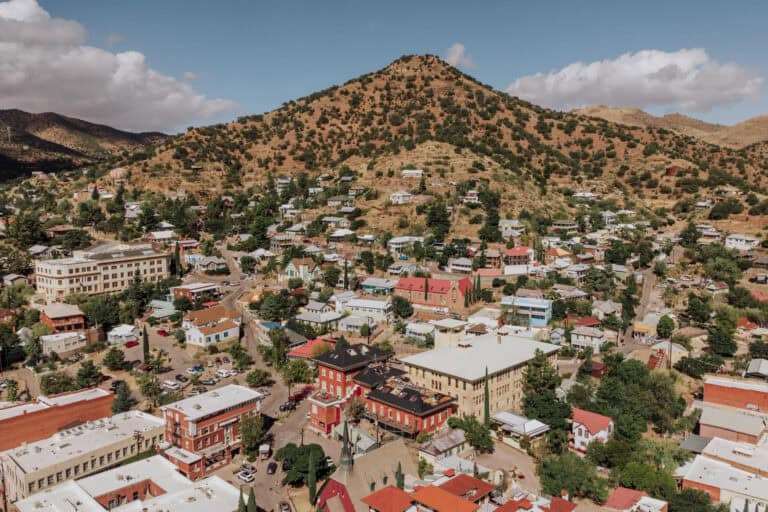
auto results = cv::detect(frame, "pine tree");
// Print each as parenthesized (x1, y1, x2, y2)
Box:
(483, 367, 490, 428)
(247, 488, 257, 512)
(112, 383, 134, 413)
(172, 243, 182, 276)
(395, 461, 404, 489)
(142, 326, 150, 363)
(424, 277, 429, 301)
(238, 489, 246, 512)
(307, 450, 317, 504)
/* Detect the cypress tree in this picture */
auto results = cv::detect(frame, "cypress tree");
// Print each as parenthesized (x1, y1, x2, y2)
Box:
(424, 277, 429, 301)
(247, 488, 257, 512)
(307, 450, 317, 504)
(238, 489, 246, 512)
(483, 367, 490, 428)
(343, 261, 349, 289)
(395, 461, 404, 489)
(142, 326, 150, 363)
(173, 243, 181, 276)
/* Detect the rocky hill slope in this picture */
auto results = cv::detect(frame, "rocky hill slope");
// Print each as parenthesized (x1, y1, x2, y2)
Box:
(0, 109, 165, 179)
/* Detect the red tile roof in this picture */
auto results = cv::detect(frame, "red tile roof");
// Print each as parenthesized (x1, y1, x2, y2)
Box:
(737, 317, 758, 330)
(287, 337, 336, 359)
(438, 474, 494, 503)
(361, 485, 413, 512)
(751, 290, 768, 303)
(548, 497, 578, 512)
(395, 277, 473, 296)
(564, 316, 601, 327)
(411, 485, 479, 512)
(504, 246, 532, 257)
(604, 487, 647, 510)
(494, 498, 533, 511)
(572, 407, 613, 435)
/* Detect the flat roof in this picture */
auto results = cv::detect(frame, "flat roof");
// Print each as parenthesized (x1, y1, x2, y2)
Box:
(173, 282, 220, 291)
(3, 411, 164, 473)
(162, 384, 264, 422)
(682, 455, 768, 501)
(113, 475, 239, 512)
(0, 388, 111, 422)
(78, 456, 189, 498)
(702, 437, 768, 474)
(401, 334, 559, 381)
(705, 376, 768, 393)
(0, 401, 49, 422)
(15, 480, 101, 512)
(40, 303, 84, 319)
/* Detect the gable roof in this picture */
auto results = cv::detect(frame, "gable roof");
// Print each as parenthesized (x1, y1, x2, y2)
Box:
(410, 485, 479, 512)
(183, 305, 239, 326)
(395, 277, 472, 296)
(572, 408, 613, 435)
(361, 486, 413, 512)
(289, 257, 318, 271)
(604, 487, 647, 510)
(549, 497, 578, 512)
(504, 246, 532, 257)
(313, 343, 389, 371)
(438, 474, 494, 503)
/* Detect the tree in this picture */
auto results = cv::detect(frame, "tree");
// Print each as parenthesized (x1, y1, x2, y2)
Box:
(40, 372, 76, 395)
(708, 325, 737, 356)
(246, 369, 272, 388)
(173, 296, 193, 312)
(323, 266, 342, 288)
(136, 373, 162, 407)
(238, 489, 246, 512)
(360, 323, 371, 343)
(656, 315, 675, 339)
(103, 347, 126, 371)
(539, 452, 607, 502)
(282, 359, 312, 394)
(307, 450, 317, 504)
(240, 255, 257, 274)
(680, 221, 700, 247)
(686, 294, 711, 324)
(142, 326, 150, 362)
(112, 382, 136, 413)
(391, 296, 413, 319)
(360, 251, 375, 274)
(76, 360, 102, 389)
(241, 415, 267, 455)
(5, 379, 18, 401)
(344, 396, 367, 422)
(6, 212, 44, 248)
(0, 283, 33, 309)
(247, 488, 257, 512)
(447, 415, 494, 453)
(668, 488, 721, 512)
(395, 461, 405, 489)
(274, 443, 331, 486)
(82, 295, 120, 330)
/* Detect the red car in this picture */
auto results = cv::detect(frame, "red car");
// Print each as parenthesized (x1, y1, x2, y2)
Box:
(125, 340, 140, 348)
(156, 329, 169, 336)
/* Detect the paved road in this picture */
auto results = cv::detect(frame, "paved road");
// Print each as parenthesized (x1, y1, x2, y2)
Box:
(621, 268, 655, 347)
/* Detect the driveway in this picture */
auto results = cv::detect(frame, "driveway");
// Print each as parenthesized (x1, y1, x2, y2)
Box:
(475, 441, 541, 496)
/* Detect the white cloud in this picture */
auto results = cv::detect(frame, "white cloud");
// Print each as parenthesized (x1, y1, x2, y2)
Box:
(506, 48, 763, 113)
(0, 0, 235, 132)
(445, 43, 475, 68)
(183, 71, 199, 81)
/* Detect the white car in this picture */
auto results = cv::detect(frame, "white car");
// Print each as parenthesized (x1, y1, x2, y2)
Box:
(162, 380, 180, 390)
(227, 368, 239, 377)
(186, 367, 203, 375)
(216, 368, 230, 378)
(238, 471, 255, 483)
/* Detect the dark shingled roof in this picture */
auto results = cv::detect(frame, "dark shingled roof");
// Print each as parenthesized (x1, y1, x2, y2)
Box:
(313, 343, 389, 371)
(366, 379, 455, 417)
(352, 365, 405, 388)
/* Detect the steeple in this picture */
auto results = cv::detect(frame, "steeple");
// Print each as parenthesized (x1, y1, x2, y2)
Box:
(339, 420, 354, 469)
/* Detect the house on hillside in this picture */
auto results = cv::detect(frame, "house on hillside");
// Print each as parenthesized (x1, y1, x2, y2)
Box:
(394, 277, 473, 314)
(389, 191, 413, 205)
(279, 258, 322, 284)
(570, 408, 613, 453)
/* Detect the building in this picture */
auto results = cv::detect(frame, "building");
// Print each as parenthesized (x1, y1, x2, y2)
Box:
(703, 375, 768, 413)
(401, 334, 559, 417)
(500, 296, 553, 327)
(390, 191, 414, 205)
(40, 331, 87, 356)
(194, 256, 228, 272)
(592, 300, 622, 320)
(169, 282, 221, 302)
(439, 473, 495, 505)
(3, 273, 27, 286)
(315, 433, 418, 512)
(344, 298, 392, 322)
(35, 247, 171, 302)
(359, 277, 397, 295)
(448, 257, 473, 274)
(309, 344, 390, 434)
(159, 385, 264, 479)
(0, 411, 164, 502)
(279, 257, 322, 284)
(387, 236, 425, 255)
(697, 404, 768, 444)
(0, 388, 114, 451)
(401, 168, 424, 178)
(725, 233, 760, 252)
(394, 277, 473, 314)
(680, 453, 768, 509)
(106, 324, 140, 345)
(551, 219, 578, 232)
(182, 305, 241, 347)
(409, 485, 479, 512)
(354, 367, 455, 437)
(13, 456, 240, 512)
(570, 326, 607, 353)
(604, 487, 668, 512)
(40, 303, 86, 332)
(503, 246, 534, 266)
(361, 485, 414, 512)
(418, 428, 467, 465)
(570, 408, 613, 453)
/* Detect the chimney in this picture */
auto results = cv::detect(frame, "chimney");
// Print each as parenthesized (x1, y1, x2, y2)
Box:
(561, 489, 569, 501)
(496, 332, 502, 344)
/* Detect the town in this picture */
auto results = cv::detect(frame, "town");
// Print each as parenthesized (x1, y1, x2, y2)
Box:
(0, 163, 766, 512)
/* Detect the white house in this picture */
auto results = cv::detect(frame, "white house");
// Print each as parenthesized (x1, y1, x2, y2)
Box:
(725, 233, 760, 252)
(40, 332, 86, 356)
(344, 298, 392, 322)
(279, 258, 322, 284)
(448, 257, 473, 274)
(185, 320, 240, 347)
(401, 169, 423, 178)
(389, 191, 414, 205)
(571, 408, 613, 453)
(107, 324, 140, 345)
(387, 236, 424, 255)
(570, 326, 607, 353)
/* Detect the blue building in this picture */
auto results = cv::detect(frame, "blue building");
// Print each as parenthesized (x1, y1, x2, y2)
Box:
(500, 296, 553, 327)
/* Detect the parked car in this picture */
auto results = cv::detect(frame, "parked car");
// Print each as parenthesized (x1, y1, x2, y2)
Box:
(125, 340, 139, 348)
(109, 380, 125, 392)
(279, 401, 296, 412)
(222, 356, 230, 364)
(238, 471, 255, 483)
(226, 368, 239, 377)
(215, 357, 222, 364)
(278, 501, 291, 512)
(289, 392, 305, 402)
(186, 366, 204, 375)
(190, 386, 208, 395)
(302, 385, 315, 393)
(266, 462, 278, 475)
(241, 462, 256, 473)
(162, 380, 180, 390)
(156, 329, 169, 336)
(207, 360, 215, 368)
(257, 388, 271, 396)
(216, 368, 230, 378)
(175, 374, 189, 383)
(200, 377, 218, 386)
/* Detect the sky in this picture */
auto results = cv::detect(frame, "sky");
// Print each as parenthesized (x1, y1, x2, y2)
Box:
(1, 0, 767, 133)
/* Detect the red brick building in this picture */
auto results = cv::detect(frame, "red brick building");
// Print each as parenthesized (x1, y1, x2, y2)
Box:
(393, 277, 473, 314)
(0, 387, 113, 451)
(40, 303, 86, 333)
(309, 344, 390, 434)
(703, 375, 768, 413)
(159, 384, 264, 479)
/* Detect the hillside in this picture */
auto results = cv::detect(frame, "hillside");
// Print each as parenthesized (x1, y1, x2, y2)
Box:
(118, 55, 767, 217)
(0, 109, 166, 179)
(573, 105, 768, 149)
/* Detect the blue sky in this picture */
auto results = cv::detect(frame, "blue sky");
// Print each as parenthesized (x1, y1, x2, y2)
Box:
(4, 0, 767, 131)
